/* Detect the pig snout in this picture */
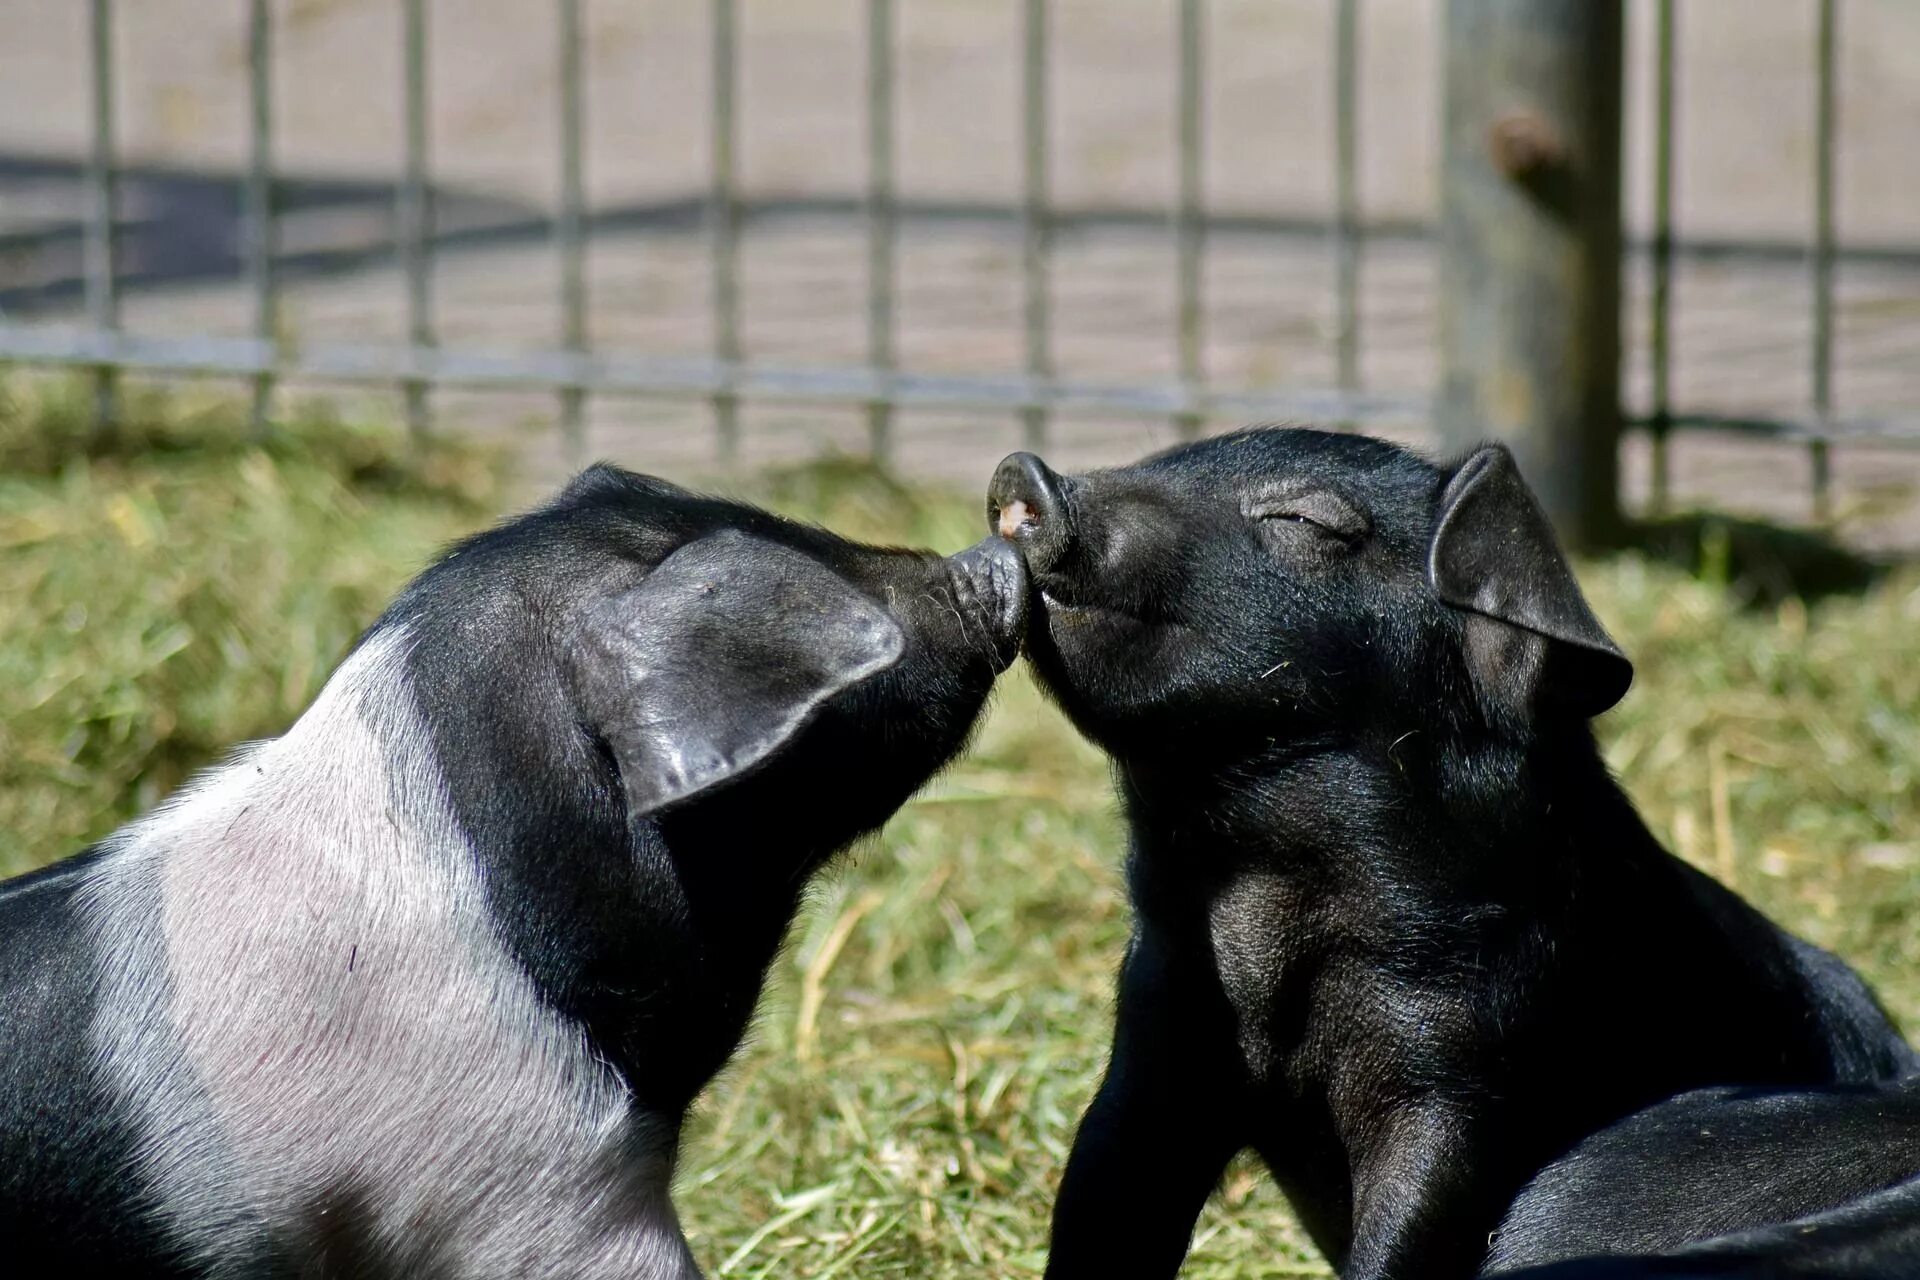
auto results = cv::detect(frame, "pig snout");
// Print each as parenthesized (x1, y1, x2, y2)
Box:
(945, 536, 1029, 672)
(987, 451, 1072, 577)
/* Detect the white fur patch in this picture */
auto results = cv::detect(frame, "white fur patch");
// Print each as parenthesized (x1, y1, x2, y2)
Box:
(83, 626, 700, 1277)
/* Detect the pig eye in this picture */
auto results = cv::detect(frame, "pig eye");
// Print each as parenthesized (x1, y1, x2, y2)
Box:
(1244, 488, 1369, 544)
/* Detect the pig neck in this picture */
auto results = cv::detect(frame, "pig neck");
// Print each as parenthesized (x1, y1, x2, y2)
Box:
(1113, 721, 1667, 909)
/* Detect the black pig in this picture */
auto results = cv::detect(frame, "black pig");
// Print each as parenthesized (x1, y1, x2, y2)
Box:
(986, 428, 1912, 1280)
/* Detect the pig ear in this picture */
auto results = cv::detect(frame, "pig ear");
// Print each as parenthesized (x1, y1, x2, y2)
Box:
(570, 529, 904, 817)
(1428, 444, 1633, 719)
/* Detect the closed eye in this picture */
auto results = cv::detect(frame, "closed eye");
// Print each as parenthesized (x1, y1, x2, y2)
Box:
(1245, 489, 1370, 543)
(1262, 509, 1349, 537)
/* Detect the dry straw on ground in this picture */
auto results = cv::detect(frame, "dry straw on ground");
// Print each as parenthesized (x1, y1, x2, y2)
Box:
(3, 385, 1914, 1276)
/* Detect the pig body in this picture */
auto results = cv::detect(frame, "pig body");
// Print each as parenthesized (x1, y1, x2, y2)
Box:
(987, 430, 1912, 1280)
(0, 465, 1026, 1278)
(1488, 1077, 1920, 1278)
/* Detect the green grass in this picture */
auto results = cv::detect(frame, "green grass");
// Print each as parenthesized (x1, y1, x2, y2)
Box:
(0, 378, 501, 868)
(3, 386, 1916, 1277)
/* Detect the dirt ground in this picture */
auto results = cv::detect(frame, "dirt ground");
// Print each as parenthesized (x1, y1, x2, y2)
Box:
(1, 0, 1916, 540)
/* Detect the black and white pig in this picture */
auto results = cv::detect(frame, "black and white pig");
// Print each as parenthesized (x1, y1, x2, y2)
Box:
(0, 463, 1026, 1278)
(984, 428, 1913, 1280)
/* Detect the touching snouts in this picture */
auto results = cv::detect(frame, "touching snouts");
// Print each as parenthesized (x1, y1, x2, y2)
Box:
(946, 536, 1029, 672)
(988, 451, 1072, 577)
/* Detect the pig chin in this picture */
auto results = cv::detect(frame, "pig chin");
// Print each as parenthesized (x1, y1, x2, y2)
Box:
(1022, 607, 1136, 726)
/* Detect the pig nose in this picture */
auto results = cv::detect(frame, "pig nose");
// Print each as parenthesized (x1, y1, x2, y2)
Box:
(946, 536, 1029, 671)
(988, 451, 1071, 576)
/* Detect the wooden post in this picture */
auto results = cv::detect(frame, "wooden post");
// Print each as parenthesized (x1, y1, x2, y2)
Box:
(1438, 0, 1625, 549)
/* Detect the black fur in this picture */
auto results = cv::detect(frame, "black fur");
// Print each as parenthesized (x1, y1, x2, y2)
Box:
(0, 463, 1026, 1276)
(0, 851, 199, 1276)
(1490, 1181, 1920, 1280)
(984, 429, 1913, 1280)
(395, 465, 1026, 1114)
(1486, 1079, 1920, 1277)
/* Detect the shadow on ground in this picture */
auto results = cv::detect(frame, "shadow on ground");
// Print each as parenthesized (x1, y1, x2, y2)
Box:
(1625, 514, 1887, 608)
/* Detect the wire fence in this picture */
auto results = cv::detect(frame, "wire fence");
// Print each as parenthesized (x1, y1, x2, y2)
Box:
(1, 0, 1915, 521)
(1635, 0, 1900, 522)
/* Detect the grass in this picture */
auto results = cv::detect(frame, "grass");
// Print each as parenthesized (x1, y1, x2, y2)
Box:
(0, 378, 501, 869)
(3, 384, 1917, 1277)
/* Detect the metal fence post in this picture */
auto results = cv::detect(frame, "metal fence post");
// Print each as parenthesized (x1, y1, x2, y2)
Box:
(711, 0, 742, 464)
(85, 0, 119, 442)
(1173, 0, 1205, 441)
(1331, 0, 1361, 420)
(557, 0, 589, 468)
(399, 0, 434, 443)
(1809, 0, 1838, 524)
(865, 0, 897, 465)
(246, 0, 276, 439)
(1437, 0, 1625, 549)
